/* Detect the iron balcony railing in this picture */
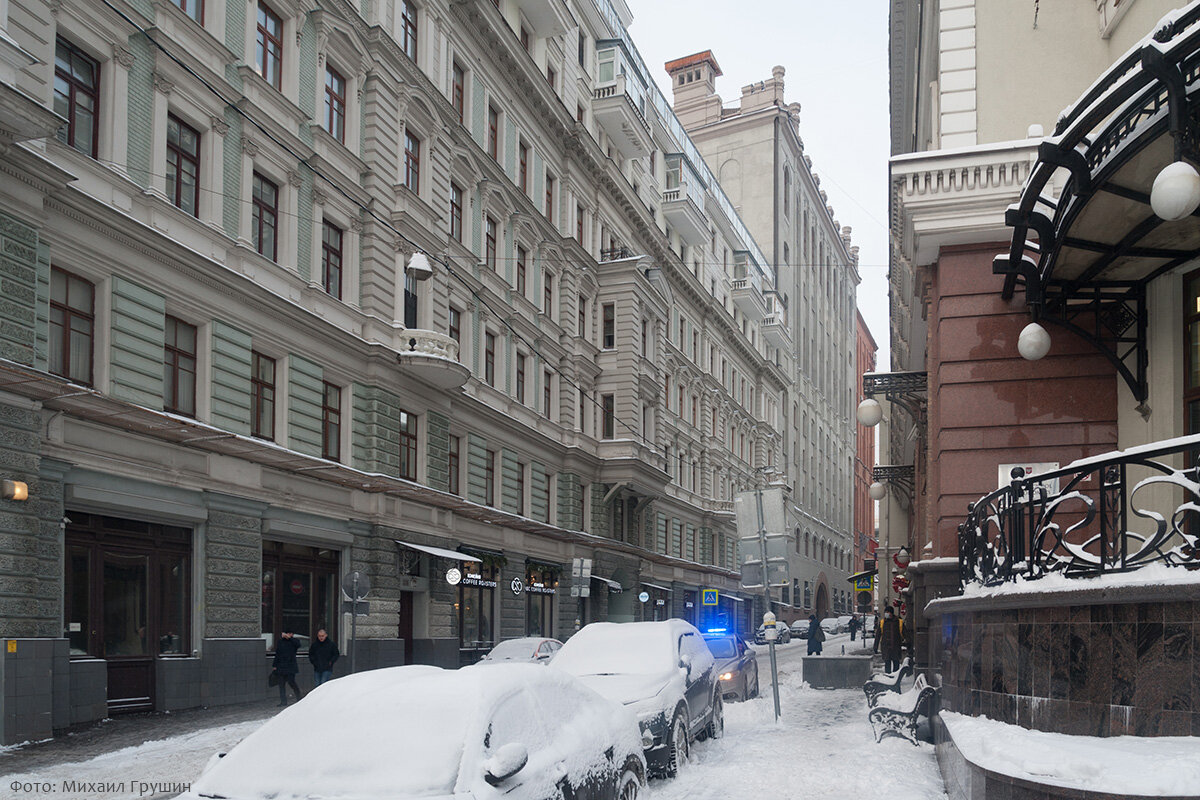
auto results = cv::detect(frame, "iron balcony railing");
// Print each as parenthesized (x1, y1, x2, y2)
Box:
(959, 435, 1200, 586)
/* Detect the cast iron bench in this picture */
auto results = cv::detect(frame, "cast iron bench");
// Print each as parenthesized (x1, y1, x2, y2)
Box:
(862, 657, 912, 707)
(868, 673, 936, 745)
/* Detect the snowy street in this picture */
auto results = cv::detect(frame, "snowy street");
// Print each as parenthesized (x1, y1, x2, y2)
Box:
(0, 632, 945, 800)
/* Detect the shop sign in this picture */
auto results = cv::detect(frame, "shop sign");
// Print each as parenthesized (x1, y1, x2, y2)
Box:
(445, 567, 462, 585)
(510, 577, 525, 595)
(461, 573, 497, 588)
(638, 591, 650, 603)
(655, 599, 666, 606)
(526, 581, 556, 595)
(684, 601, 694, 609)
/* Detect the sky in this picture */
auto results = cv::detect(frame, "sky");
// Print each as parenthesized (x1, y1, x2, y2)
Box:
(623, 0, 892, 369)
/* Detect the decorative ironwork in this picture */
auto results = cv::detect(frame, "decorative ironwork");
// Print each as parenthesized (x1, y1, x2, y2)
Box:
(959, 436, 1200, 586)
(863, 371, 927, 424)
(599, 247, 636, 261)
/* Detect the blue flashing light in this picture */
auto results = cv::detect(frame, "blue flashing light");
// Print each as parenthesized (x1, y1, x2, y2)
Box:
(704, 627, 728, 634)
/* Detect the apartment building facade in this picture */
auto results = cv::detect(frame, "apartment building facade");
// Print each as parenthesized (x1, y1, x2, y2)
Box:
(665, 53, 860, 623)
(0, 0, 787, 743)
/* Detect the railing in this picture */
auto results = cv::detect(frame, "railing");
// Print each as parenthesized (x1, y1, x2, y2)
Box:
(398, 328, 459, 361)
(599, 247, 636, 261)
(959, 435, 1200, 586)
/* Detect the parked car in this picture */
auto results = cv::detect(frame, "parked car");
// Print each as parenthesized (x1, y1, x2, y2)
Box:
(753, 621, 791, 644)
(551, 620, 722, 779)
(181, 664, 646, 800)
(836, 615, 854, 633)
(863, 615, 878, 639)
(478, 637, 563, 664)
(819, 617, 840, 636)
(789, 620, 809, 639)
(702, 631, 759, 702)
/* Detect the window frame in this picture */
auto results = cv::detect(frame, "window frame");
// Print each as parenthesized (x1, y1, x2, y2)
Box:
(516, 245, 527, 296)
(404, 131, 421, 195)
(516, 353, 526, 404)
(256, 1, 284, 90)
(451, 62, 465, 124)
(449, 182, 463, 242)
(601, 393, 615, 439)
(163, 315, 198, 417)
(48, 266, 95, 386)
(398, 408, 418, 481)
(399, 0, 418, 62)
(484, 331, 496, 386)
(448, 433, 461, 495)
(487, 104, 499, 160)
(485, 215, 497, 271)
(166, 113, 201, 217)
(321, 219, 343, 299)
(54, 37, 100, 158)
(324, 64, 346, 143)
(602, 302, 615, 349)
(322, 380, 342, 462)
(251, 351, 277, 440)
(171, 0, 203, 23)
(251, 171, 279, 262)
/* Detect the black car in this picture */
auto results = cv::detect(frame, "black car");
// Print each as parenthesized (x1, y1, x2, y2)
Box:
(753, 621, 791, 645)
(702, 631, 759, 702)
(552, 620, 723, 779)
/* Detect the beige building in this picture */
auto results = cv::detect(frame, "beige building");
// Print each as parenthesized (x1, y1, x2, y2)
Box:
(0, 0, 790, 743)
(666, 52, 861, 621)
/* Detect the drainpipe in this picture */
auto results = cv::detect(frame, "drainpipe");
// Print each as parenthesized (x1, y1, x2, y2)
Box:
(773, 115, 780, 284)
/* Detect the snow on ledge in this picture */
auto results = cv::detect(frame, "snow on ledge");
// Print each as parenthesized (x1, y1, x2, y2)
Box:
(941, 711, 1200, 796)
(960, 563, 1200, 600)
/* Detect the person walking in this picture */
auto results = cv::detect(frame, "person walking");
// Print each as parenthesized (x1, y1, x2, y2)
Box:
(806, 613, 824, 656)
(848, 615, 861, 641)
(273, 631, 303, 706)
(308, 628, 340, 687)
(874, 607, 903, 673)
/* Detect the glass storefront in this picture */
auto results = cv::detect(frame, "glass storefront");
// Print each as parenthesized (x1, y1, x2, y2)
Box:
(525, 564, 558, 637)
(261, 542, 339, 652)
(457, 559, 497, 665)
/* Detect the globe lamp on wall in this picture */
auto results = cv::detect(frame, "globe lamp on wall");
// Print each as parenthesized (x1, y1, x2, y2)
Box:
(1150, 160, 1200, 221)
(856, 397, 883, 427)
(1018, 322, 1051, 361)
(868, 481, 887, 501)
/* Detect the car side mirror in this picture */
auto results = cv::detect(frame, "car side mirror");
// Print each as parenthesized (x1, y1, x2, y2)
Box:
(679, 652, 692, 671)
(535, 651, 551, 660)
(484, 743, 529, 786)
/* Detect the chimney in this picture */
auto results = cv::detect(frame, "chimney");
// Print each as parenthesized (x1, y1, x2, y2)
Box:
(666, 50, 724, 130)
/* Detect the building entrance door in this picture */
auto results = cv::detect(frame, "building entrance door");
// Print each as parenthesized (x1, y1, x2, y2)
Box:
(398, 591, 414, 665)
(103, 553, 152, 712)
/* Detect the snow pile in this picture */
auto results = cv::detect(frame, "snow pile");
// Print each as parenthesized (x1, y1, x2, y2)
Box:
(550, 621, 680, 676)
(941, 712, 1200, 796)
(960, 562, 1200, 599)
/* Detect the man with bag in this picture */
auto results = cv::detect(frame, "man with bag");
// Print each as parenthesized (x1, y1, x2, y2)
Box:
(272, 630, 303, 706)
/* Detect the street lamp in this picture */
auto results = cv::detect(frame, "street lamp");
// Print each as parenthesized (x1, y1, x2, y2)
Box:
(2, 480, 28, 501)
(856, 397, 883, 427)
(1017, 322, 1051, 361)
(1150, 160, 1200, 221)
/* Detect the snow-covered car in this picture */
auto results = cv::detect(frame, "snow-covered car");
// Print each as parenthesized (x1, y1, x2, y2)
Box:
(836, 615, 854, 633)
(753, 621, 791, 644)
(181, 664, 646, 800)
(819, 617, 840, 636)
(477, 637, 563, 664)
(789, 620, 808, 639)
(550, 620, 722, 779)
(702, 631, 759, 702)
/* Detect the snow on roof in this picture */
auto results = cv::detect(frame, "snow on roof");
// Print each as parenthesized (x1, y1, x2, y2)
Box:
(941, 711, 1200, 795)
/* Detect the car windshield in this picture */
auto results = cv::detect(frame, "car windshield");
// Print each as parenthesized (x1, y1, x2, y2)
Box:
(705, 638, 737, 658)
(553, 623, 676, 676)
(484, 639, 537, 660)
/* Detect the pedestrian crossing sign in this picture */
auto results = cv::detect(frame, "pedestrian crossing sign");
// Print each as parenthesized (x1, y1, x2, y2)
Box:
(854, 574, 874, 591)
(702, 589, 719, 606)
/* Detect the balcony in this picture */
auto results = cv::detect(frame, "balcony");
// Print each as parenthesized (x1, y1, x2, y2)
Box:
(593, 73, 653, 159)
(731, 258, 767, 320)
(662, 154, 708, 245)
(394, 328, 470, 390)
(761, 312, 791, 350)
(511, 0, 572, 36)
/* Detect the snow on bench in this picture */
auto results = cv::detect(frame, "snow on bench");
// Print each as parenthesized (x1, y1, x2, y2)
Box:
(862, 657, 912, 707)
(868, 673, 936, 745)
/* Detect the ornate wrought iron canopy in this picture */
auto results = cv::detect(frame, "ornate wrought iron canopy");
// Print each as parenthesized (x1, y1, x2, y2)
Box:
(862, 371, 927, 424)
(872, 464, 915, 497)
(993, 5, 1200, 405)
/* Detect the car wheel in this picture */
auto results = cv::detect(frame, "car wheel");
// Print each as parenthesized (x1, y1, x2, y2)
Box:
(748, 669, 760, 699)
(665, 712, 690, 777)
(617, 764, 641, 800)
(706, 693, 724, 739)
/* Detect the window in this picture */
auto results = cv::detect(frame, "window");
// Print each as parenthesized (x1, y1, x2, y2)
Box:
(166, 114, 200, 217)
(448, 434, 461, 495)
(578, 295, 587, 338)
(451, 62, 465, 124)
(543, 369, 552, 416)
(516, 353, 526, 403)
(485, 449, 496, 506)
(404, 131, 421, 194)
(251, 172, 278, 261)
(324, 65, 346, 142)
(641, 320, 648, 356)
(449, 182, 463, 242)
(457, 558, 495, 663)
(251, 352, 276, 440)
(520, 26, 531, 52)
(577, 31, 586, 67)
(516, 246, 527, 296)
(545, 173, 555, 221)
(54, 38, 99, 157)
(484, 332, 496, 386)
(576, 204, 584, 245)
(261, 541, 338, 654)
(404, 273, 418, 329)
(515, 462, 525, 514)
(543, 273, 554, 317)
(518, 142, 529, 193)
(256, 2, 283, 90)
(321, 220, 343, 299)
(399, 409, 418, 481)
(546, 64, 557, 90)
(692, 331, 699, 362)
(399, 0, 418, 61)
(601, 394, 614, 439)
(163, 316, 197, 417)
(49, 267, 94, 386)
(171, 0, 202, 22)
(485, 216, 497, 270)
(322, 381, 341, 461)
(602, 303, 615, 349)
(488, 105, 499, 160)
(448, 306, 461, 349)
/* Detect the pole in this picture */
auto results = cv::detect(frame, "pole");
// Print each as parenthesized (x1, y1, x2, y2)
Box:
(350, 573, 359, 674)
(756, 487, 781, 722)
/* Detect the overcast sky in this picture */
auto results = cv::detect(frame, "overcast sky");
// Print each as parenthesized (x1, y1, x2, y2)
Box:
(624, 0, 891, 369)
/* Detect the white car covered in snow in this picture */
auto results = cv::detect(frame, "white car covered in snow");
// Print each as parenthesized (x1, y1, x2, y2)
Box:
(550, 620, 722, 779)
(477, 637, 563, 664)
(179, 664, 646, 800)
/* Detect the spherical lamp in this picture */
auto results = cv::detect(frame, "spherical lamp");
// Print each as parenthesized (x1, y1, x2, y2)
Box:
(856, 397, 883, 427)
(868, 481, 887, 501)
(1018, 322, 1051, 361)
(1150, 161, 1200, 221)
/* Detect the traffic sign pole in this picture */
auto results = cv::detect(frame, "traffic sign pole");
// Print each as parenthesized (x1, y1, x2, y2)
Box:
(755, 488, 782, 723)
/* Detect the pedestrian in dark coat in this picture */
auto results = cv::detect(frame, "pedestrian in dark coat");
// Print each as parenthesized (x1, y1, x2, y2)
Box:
(806, 614, 824, 656)
(272, 631, 303, 706)
(308, 628, 339, 687)
(874, 607, 903, 673)
(848, 615, 861, 641)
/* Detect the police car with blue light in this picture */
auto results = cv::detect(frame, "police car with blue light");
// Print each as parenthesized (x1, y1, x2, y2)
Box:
(701, 627, 759, 702)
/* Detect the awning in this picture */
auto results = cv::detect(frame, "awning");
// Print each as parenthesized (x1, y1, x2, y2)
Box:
(725, 593, 746, 603)
(641, 581, 673, 593)
(591, 575, 623, 591)
(395, 540, 481, 562)
(846, 569, 877, 583)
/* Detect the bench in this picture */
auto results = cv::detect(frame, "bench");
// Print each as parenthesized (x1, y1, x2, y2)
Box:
(862, 657, 912, 706)
(868, 673, 937, 745)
